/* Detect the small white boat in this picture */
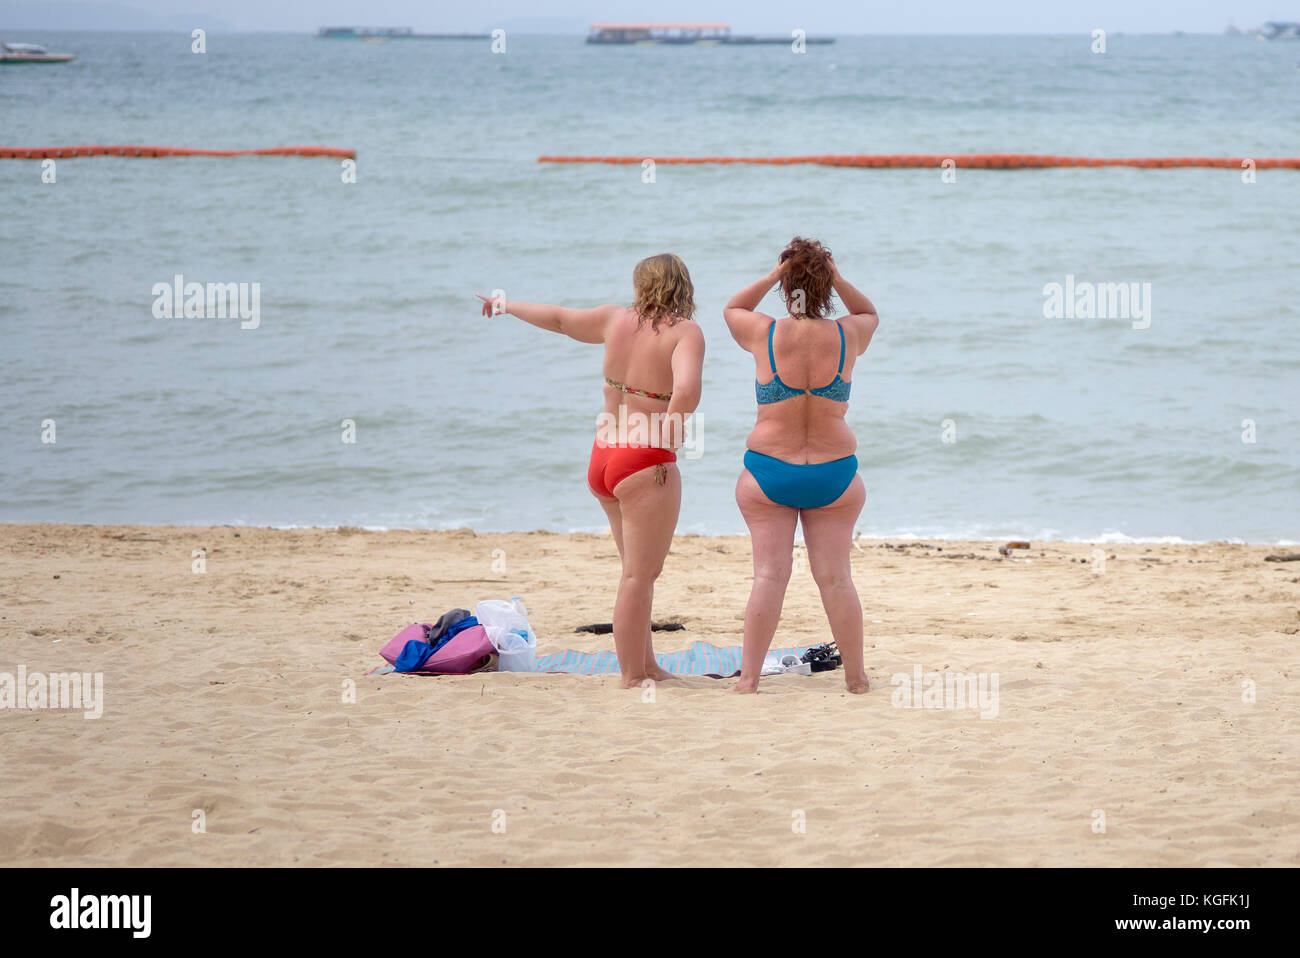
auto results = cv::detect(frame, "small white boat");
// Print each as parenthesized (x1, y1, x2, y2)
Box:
(1, 42, 76, 64)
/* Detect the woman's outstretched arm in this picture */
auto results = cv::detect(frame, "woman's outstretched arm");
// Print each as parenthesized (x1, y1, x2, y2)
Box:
(476, 294, 617, 344)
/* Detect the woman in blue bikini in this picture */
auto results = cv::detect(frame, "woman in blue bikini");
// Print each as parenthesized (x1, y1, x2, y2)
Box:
(723, 237, 879, 694)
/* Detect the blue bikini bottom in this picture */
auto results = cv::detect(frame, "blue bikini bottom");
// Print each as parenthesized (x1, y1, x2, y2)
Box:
(743, 449, 859, 509)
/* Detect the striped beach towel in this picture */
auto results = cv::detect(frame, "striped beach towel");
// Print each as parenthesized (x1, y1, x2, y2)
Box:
(369, 641, 812, 678)
(534, 641, 811, 678)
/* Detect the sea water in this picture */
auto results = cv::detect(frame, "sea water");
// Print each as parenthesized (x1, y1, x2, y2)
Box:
(2, 32, 1297, 541)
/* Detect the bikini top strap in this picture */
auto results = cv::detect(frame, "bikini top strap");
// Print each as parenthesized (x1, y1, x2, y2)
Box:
(767, 321, 779, 376)
(836, 322, 846, 373)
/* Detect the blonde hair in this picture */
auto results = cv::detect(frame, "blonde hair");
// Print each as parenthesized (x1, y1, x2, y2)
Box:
(632, 253, 695, 331)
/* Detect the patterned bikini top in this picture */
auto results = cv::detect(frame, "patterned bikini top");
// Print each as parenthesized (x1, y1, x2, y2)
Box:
(755, 320, 851, 404)
(606, 377, 672, 402)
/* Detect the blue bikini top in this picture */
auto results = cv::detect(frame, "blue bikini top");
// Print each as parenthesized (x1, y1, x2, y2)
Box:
(755, 321, 851, 404)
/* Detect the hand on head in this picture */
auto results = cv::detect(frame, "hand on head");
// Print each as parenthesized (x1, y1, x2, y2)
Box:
(780, 237, 835, 276)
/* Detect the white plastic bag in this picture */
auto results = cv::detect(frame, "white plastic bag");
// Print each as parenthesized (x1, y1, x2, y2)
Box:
(476, 599, 537, 672)
(475, 600, 536, 647)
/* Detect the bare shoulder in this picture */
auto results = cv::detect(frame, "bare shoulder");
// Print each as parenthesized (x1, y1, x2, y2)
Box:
(600, 305, 639, 335)
(673, 318, 706, 346)
(724, 307, 773, 350)
(844, 311, 879, 354)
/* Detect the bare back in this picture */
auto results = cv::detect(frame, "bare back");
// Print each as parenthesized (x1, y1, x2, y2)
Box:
(746, 317, 859, 463)
(601, 307, 701, 447)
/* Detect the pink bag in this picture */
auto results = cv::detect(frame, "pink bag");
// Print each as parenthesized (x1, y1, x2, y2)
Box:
(379, 623, 497, 675)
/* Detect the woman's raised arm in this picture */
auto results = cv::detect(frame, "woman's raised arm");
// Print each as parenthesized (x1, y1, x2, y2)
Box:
(722, 266, 783, 348)
(828, 262, 879, 354)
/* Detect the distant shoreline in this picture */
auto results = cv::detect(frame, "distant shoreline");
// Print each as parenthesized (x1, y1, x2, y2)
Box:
(0, 29, 1269, 38)
(1, 521, 1294, 547)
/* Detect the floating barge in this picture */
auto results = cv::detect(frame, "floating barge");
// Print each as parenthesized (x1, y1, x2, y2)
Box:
(316, 27, 489, 40)
(0, 42, 76, 63)
(586, 22, 833, 45)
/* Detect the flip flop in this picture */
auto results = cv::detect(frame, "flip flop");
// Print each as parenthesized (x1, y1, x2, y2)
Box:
(802, 643, 842, 673)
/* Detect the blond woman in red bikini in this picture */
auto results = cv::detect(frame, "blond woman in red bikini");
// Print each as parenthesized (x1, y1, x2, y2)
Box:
(477, 254, 705, 687)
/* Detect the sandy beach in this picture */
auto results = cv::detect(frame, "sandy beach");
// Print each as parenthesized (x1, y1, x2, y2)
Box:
(1, 523, 1297, 867)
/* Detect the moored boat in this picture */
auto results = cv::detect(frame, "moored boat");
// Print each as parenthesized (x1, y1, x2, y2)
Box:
(316, 26, 489, 39)
(586, 23, 834, 45)
(1, 42, 76, 63)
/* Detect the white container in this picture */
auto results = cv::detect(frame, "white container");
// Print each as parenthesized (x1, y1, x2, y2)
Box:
(488, 626, 537, 672)
(496, 641, 537, 673)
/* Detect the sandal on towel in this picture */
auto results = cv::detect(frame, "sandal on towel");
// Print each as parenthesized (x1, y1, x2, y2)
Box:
(802, 643, 842, 673)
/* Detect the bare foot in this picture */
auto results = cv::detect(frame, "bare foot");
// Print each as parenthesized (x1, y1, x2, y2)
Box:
(620, 672, 654, 690)
(845, 673, 869, 694)
(729, 677, 759, 694)
(645, 663, 675, 682)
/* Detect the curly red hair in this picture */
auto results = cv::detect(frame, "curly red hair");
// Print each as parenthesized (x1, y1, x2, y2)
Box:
(778, 236, 836, 320)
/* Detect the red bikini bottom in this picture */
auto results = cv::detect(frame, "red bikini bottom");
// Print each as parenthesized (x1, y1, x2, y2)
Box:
(587, 439, 677, 498)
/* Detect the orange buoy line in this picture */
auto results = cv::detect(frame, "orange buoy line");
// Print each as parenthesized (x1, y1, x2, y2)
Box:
(0, 145, 356, 159)
(538, 154, 1300, 169)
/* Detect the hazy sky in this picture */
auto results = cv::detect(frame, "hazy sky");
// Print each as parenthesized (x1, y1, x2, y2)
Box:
(1, 0, 1293, 33)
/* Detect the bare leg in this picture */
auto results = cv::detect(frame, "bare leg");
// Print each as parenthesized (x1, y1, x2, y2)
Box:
(597, 494, 624, 558)
(732, 469, 798, 693)
(609, 463, 680, 687)
(596, 493, 663, 676)
(801, 475, 868, 693)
